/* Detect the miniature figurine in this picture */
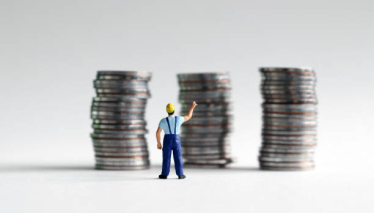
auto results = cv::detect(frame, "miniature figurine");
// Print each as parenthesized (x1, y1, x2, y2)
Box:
(156, 101, 198, 179)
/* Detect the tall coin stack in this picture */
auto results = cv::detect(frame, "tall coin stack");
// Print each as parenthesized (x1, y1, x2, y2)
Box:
(177, 72, 233, 168)
(259, 67, 317, 171)
(90, 71, 152, 170)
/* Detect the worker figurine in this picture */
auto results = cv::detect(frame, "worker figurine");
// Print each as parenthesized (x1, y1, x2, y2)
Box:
(156, 101, 198, 179)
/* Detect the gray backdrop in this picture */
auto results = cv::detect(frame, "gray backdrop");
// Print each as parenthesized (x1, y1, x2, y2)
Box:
(0, 0, 373, 174)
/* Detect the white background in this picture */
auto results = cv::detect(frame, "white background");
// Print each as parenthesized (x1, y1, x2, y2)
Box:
(0, 0, 373, 212)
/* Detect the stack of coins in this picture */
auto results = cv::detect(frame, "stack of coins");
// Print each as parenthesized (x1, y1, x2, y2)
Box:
(177, 72, 233, 168)
(90, 71, 152, 170)
(259, 67, 317, 171)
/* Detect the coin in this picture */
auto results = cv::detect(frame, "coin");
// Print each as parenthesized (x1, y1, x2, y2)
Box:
(92, 119, 146, 125)
(96, 70, 152, 81)
(91, 106, 146, 113)
(93, 129, 148, 135)
(92, 124, 146, 130)
(179, 82, 231, 90)
(95, 151, 149, 157)
(95, 165, 150, 170)
(94, 147, 148, 152)
(92, 140, 148, 147)
(94, 80, 149, 89)
(178, 72, 230, 82)
(259, 67, 317, 171)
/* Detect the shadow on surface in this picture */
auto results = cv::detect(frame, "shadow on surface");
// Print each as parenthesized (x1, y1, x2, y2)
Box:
(151, 164, 260, 172)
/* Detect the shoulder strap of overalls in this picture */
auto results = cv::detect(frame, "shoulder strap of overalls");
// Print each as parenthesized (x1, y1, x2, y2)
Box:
(174, 116, 178, 135)
(166, 117, 172, 134)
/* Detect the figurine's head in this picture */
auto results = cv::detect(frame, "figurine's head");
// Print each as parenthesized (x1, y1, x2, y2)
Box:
(166, 103, 175, 115)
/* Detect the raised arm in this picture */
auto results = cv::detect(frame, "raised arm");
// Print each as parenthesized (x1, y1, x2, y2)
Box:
(183, 101, 198, 122)
(156, 127, 162, 150)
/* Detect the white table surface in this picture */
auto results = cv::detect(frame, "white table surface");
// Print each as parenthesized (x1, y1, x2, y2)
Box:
(1, 160, 373, 213)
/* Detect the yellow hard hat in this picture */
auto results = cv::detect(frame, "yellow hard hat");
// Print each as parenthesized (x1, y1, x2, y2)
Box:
(166, 103, 175, 113)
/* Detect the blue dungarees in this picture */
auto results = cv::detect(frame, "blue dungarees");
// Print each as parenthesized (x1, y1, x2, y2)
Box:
(161, 116, 184, 176)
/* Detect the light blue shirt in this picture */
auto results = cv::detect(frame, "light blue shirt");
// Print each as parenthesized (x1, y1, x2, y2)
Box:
(159, 116, 185, 134)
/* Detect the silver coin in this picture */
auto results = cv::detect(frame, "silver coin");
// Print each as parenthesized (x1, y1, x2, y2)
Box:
(91, 133, 145, 139)
(260, 165, 314, 171)
(91, 114, 144, 120)
(260, 152, 314, 159)
(260, 67, 314, 72)
(261, 71, 316, 77)
(182, 125, 232, 132)
(95, 151, 149, 157)
(94, 80, 149, 89)
(263, 94, 317, 99)
(92, 101, 146, 108)
(263, 113, 317, 119)
(95, 157, 150, 166)
(182, 142, 230, 148)
(184, 153, 231, 160)
(181, 136, 230, 142)
(260, 149, 314, 155)
(262, 126, 316, 131)
(177, 72, 230, 82)
(183, 146, 230, 153)
(259, 160, 314, 167)
(263, 98, 318, 104)
(94, 146, 148, 152)
(183, 150, 229, 155)
(91, 110, 145, 117)
(185, 116, 233, 125)
(262, 130, 317, 135)
(261, 145, 315, 152)
(259, 157, 314, 163)
(181, 137, 230, 143)
(262, 103, 317, 112)
(91, 111, 144, 120)
(261, 75, 316, 81)
(179, 82, 231, 90)
(97, 70, 152, 76)
(183, 148, 230, 155)
(262, 135, 317, 141)
(179, 90, 231, 98)
(93, 140, 148, 147)
(181, 130, 231, 135)
(261, 85, 316, 90)
(92, 124, 146, 130)
(182, 103, 231, 111)
(263, 118, 317, 126)
(96, 75, 151, 81)
(96, 71, 152, 81)
(95, 165, 150, 170)
(261, 89, 316, 95)
(96, 94, 151, 99)
(184, 159, 232, 165)
(262, 94, 317, 99)
(93, 96, 147, 103)
(96, 88, 150, 94)
(184, 163, 230, 168)
(262, 142, 317, 147)
(261, 80, 316, 86)
(180, 132, 231, 138)
(91, 106, 146, 113)
(181, 111, 231, 117)
(92, 119, 146, 125)
(180, 97, 231, 103)
(94, 129, 148, 135)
